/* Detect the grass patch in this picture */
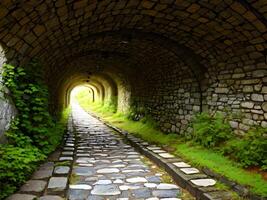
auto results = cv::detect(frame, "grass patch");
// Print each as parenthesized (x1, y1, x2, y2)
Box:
(75, 92, 267, 197)
(69, 173, 79, 184)
(55, 161, 71, 167)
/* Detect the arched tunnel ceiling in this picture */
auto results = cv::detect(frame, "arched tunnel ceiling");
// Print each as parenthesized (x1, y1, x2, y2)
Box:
(0, 0, 266, 67)
(0, 0, 266, 132)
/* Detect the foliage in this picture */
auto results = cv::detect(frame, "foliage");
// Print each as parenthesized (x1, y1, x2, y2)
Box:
(0, 61, 70, 199)
(75, 88, 117, 114)
(0, 145, 45, 199)
(224, 126, 267, 170)
(2, 61, 55, 151)
(189, 112, 233, 148)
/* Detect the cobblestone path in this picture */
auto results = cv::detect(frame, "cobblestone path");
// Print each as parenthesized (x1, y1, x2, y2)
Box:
(6, 104, 185, 200)
(67, 103, 181, 199)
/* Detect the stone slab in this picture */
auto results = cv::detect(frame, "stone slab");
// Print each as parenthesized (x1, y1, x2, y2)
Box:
(6, 194, 37, 200)
(20, 180, 46, 193)
(39, 195, 64, 200)
(173, 162, 191, 168)
(91, 184, 121, 195)
(190, 178, 216, 187)
(159, 153, 175, 158)
(54, 166, 70, 175)
(180, 168, 200, 174)
(47, 177, 68, 191)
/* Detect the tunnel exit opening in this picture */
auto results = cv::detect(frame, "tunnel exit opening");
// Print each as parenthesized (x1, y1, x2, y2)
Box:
(70, 85, 95, 106)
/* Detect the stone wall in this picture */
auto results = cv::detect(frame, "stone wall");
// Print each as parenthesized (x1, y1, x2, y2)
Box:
(132, 58, 267, 135)
(0, 0, 266, 136)
(204, 63, 267, 135)
(0, 47, 16, 143)
(133, 60, 201, 134)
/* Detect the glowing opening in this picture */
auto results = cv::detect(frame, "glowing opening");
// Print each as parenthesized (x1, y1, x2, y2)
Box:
(70, 85, 95, 105)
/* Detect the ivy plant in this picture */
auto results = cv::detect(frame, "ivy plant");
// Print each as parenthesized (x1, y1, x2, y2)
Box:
(0, 60, 69, 199)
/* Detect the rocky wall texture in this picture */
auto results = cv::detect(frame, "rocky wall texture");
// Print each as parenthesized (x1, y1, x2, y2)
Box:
(204, 65, 267, 135)
(0, 48, 16, 143)
(132, 60, 201, 134)
(0, 0, 266, 135)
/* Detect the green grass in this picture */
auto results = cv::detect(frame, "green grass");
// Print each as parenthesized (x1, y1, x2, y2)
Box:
(75, 93, 267, 197)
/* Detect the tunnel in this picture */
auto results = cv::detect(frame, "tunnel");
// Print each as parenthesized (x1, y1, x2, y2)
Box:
(0, 1, 267, 200)
(0, 0, 267, 135)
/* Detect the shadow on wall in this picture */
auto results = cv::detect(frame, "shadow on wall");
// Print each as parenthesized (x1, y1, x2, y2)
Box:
(0, 46, 16, 143)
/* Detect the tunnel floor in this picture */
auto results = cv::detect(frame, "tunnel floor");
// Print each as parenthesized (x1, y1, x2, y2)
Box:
(7, 103, 185, 200)
(67, 103, 181, 199)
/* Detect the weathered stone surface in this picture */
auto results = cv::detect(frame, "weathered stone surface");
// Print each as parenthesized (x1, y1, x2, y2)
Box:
(91, 184, 121, 195)
(229, 121, 238, 129)
(159, 153, 175, 158)
(68, 189, 90, 200)
(157, 183, 179, 190)
(73, 167, 95, 176)
(59, 157, 73, 161)
(215, 88, 229, 94)
(96, 168, 120, 173)
(252, 70, 267, 78)
(20, 180, 46, 193)
(173, 162, 191, 168)
(6, 194, 37, 200)
(190, 178, 216, 187)
(54, 166, 70, 174)
(180, 168, 200, 175)
(32, 169, 53, 179)
(69, 184, 92, 190)
(262, 102, 267, 112)
(152, 190, 180, 198)
(47, 177, 68, 191)
(94, 180, 112, 185)
(39, 195, 64, 200)
(126, 177, 147, 183)
(0, 47, 17, 141)
(241, 102, 254, 109)
(132, 188, 151, 198)
(251, 94, 264, 102)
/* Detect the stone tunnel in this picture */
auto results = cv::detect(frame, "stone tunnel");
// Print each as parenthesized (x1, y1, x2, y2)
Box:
(0, 0, 267, 137)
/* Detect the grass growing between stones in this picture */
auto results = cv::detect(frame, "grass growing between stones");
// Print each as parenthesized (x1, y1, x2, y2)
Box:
(75, 100, 267, 198)
(55, 161, 71, 167)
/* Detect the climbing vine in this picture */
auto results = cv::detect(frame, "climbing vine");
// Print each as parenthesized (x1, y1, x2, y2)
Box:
(2, 60, 57, 152)
(0, 60, 69, 199)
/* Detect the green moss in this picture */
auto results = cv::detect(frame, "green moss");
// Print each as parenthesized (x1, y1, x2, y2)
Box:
(55, 160, 71, 167)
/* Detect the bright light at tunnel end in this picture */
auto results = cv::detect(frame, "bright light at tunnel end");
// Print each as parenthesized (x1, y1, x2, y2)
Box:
(70, 85, 91, 105)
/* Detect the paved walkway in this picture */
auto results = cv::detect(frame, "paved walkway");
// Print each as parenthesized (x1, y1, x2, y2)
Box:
(67, 103, 181, 199)
(7, 103, 182, 200)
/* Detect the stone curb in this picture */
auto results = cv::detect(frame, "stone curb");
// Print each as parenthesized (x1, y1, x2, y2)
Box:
(90, 112, 267, 200)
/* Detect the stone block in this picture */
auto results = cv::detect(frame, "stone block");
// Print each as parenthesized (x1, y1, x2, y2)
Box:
(215, 88, 229, 94)
(47, 177, 68, 192)
(251, 94, 264, 102)
(6, 194, 37, 200)
(241, 102, 254, 109)
(20, 180, 46, 193)
(252, 70, 267, 78)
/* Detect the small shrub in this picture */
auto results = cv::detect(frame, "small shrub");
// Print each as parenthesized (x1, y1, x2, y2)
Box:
(225, 126, 267, 170)
(0, 60, 70, 199)
(0, 145, 45, 199)
(190, 112, 233, 148)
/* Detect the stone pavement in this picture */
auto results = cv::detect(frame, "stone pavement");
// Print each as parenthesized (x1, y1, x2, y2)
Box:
(67, 103, 181, 199)
(7, 103, 182, 200)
